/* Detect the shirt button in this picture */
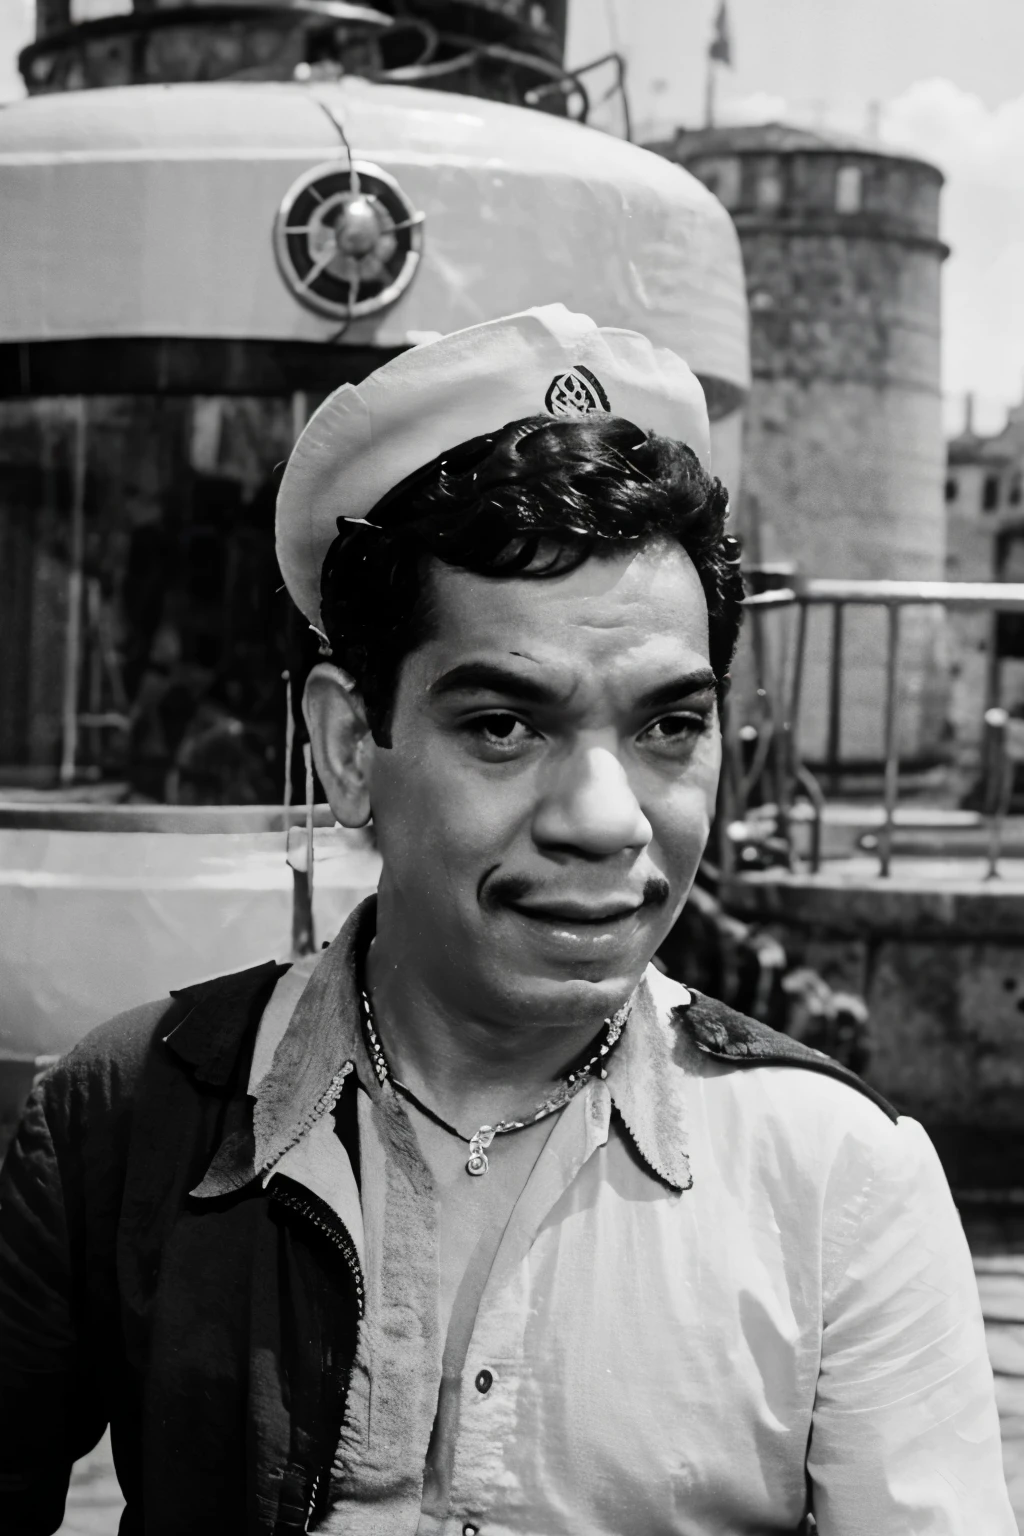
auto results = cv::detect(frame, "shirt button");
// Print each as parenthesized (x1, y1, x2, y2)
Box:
(474, 1368, 493, 1394)
(463, 1525, 479, 1536)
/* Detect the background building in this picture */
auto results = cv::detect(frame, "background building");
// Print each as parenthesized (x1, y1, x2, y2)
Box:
(651, 122, 949, 770)
(946, 393, 1024, 582)
(945, 393, 1024, 755)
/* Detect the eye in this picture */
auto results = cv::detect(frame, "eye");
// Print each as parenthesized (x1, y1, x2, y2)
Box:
(640, 712, 708, 749)
(470, 713, 536, 749)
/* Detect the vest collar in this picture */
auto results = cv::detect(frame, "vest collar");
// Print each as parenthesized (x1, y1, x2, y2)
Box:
(163, 959, 287, 1086)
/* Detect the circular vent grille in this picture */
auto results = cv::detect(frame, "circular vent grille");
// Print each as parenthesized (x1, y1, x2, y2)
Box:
(274, 159, 424, 321)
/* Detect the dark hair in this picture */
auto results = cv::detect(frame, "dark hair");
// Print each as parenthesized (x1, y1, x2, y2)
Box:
(319, 413, 743, 744)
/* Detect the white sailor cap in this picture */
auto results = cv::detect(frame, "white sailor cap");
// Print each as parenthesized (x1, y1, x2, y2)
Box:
(276, 303, 711, 630)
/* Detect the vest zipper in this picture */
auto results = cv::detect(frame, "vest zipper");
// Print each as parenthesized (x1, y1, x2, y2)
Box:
(268, 1177, 365, 1316)
(304, 1472, 320, 1533)
(268, 1177, 365, 1532)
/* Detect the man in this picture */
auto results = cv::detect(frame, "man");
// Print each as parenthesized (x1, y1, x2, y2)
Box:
(0, 306, 1014, 1535)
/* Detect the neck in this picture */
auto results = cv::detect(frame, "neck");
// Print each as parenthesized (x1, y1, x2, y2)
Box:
(362, 933, 620, 1133)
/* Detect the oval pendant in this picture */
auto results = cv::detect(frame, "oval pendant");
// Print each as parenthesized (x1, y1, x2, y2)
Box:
(466, 1150, 489, 1176)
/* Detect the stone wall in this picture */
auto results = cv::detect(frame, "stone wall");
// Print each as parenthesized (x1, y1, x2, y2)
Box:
(740, 374, 946, 763)
(724, 870, 1024, 1193)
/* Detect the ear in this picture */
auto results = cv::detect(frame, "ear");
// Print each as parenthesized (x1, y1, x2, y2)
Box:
(302, 663, 374, 828)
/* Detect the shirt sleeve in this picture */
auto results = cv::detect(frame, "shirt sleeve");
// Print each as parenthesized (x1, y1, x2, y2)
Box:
(807, 1112, 1017, 1535)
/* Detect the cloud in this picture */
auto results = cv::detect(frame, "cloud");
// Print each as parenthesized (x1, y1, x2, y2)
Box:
(881, 80, 1024, 427)
(882, 78, 1024, 185)
(718, 91, 789, 127)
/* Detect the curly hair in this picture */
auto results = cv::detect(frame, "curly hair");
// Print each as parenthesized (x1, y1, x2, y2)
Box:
(319, 413, 744, 745)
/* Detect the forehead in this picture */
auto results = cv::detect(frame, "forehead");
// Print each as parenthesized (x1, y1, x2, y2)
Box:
(419, 539, 711, 683)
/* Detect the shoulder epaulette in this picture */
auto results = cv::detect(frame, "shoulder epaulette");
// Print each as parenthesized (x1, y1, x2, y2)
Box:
(674, 990, 899, 1123)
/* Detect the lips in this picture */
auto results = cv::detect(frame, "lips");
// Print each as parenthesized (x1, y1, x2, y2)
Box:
(510, 899, 644, 924)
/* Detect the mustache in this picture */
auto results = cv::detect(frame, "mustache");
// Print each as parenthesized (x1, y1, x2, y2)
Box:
(484, 873, 672, 910)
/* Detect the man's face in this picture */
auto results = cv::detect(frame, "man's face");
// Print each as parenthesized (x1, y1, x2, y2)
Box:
(364, 536, 720, 1027)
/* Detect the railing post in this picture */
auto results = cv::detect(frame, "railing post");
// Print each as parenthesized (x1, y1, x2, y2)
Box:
(826, 601, 844, 793)
(985, 606, 1002, 715)
(784, 600, 809, 862)
(786, 601, 828, 873)
(788, 600, 809, 753)
(878, 604, 902, 878)
(771, 610, 795, 867)
(984, 706, 1011, 880)
(745, 599, 778, 813)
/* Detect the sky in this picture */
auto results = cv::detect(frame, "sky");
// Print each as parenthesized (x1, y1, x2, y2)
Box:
(2, 0, 1024, 432)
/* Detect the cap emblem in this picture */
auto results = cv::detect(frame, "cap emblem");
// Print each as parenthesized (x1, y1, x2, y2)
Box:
(545, 366, 611, 418)
(274, 160, 424, 321)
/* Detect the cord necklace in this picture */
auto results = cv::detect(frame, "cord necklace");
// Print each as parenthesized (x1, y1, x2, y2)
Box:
(359, 987, 629, 1176)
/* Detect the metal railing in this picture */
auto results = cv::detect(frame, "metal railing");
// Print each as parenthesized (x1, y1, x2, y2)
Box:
(728, 579, 1024, 879)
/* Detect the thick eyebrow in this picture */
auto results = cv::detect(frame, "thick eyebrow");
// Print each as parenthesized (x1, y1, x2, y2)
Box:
(634, 669, 717, 710)
(428, 661, 560, 705)
(427, 661, 717, 709)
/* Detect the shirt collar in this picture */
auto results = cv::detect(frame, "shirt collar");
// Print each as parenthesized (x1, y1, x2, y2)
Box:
(250, 895, 375, 1176)
(603, 967, 694, 1192)
(198, 893, 695, 1198)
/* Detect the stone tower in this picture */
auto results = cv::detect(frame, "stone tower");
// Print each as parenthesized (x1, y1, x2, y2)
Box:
(652, 123, 948, 766)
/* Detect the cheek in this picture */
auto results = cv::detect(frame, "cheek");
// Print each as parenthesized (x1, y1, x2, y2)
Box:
(699, 727, 723, 800)
(648, 747, 720, 865)
(653, 784, 714, 859)
(368, 743, 526, 877)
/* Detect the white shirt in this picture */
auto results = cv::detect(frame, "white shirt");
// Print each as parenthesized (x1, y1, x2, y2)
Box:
(245, 904, 1016, 1536)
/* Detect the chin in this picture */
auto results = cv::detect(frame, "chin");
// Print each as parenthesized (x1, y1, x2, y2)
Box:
(487, 908, 664, 1016)
(494, 967, 647, 1028)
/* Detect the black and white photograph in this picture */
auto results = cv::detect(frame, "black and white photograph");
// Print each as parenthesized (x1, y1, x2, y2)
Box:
(0, 1, 1022, 1531)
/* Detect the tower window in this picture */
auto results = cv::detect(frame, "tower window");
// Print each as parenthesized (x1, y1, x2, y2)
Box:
(70, 0, 135, 20)
(983, 475, 1000, 511)
(945, 477, 958, 502)
(835, 165, 862, 214)
(755, 162, 783, 210)
(698, 156, 741, 209)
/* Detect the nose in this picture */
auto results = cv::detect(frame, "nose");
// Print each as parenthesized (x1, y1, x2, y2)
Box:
(533, 743, 653, 861)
